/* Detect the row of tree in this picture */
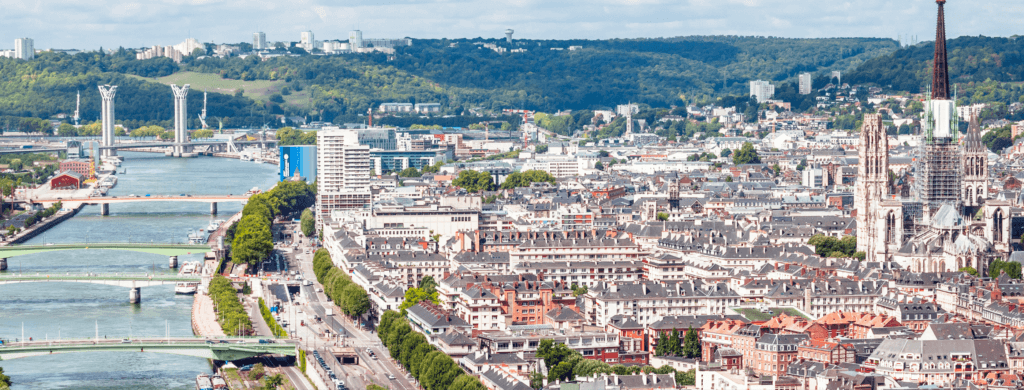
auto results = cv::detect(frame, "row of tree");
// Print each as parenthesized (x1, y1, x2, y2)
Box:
(378, 311, 486, 390)
(23, 201, 63, 228)
(258, 297, 287, 337)
(208, 276, 252, 336)
(230, 181, 315, 266)
(311, 249, 370, 317)
(451, 169, 558, 193)
(807, 235, 865, 259)
(653, 327, 701, 358)
(534, 339, 695, 387)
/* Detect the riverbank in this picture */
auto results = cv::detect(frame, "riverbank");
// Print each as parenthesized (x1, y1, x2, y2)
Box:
(191, 292, 227, 337)
(2, 203, 83, 245)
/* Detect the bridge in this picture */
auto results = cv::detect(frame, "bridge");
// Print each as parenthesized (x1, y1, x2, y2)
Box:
(0, 140, 276, 156)
(0, 273, 204, 302)
(38, 194, 251, 215)
(0, 338, 296, 361)
(0, 243, 211, 257)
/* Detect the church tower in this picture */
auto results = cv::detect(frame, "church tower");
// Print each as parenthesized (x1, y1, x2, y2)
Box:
(962, 116, 988, 209)
(855, 114, 889, 259)
(920, 0, 961, 218)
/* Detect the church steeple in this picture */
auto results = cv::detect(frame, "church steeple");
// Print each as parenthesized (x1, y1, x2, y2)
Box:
(932, 0, 951, 100)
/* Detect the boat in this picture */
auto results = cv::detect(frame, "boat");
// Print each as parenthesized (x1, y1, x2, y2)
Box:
(211, 375, 227, 390)
(179, 262, 200, 276)
(188, 230, 206, 245)
(239, 154, 252, 162)
(206, 221, 219, 232)
(196, 374, 213, 390)
(175, 282, 199, 295)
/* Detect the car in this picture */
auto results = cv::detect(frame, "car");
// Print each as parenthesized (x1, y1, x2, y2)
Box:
(388, 374, 396, 380)
(179, 194, 186, 197)
(121, 339, 131, 344)
(366, 348, 372, 353)
(145, 194, 150, 197)
(258, 339, 273, 344)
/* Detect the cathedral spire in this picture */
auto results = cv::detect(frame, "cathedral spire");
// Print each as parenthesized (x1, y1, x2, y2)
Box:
(932, 0, 951, 100)
(963, 115, 984, 153)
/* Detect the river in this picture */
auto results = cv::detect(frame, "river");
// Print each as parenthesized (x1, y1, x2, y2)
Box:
(0, 152, 278, 389)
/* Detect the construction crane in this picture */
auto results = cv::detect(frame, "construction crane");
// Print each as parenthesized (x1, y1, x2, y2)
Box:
(197, 90, 209, 129)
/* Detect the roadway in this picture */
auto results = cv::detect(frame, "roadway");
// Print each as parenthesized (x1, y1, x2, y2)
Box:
(278, 227, 418, 390)
(0, 337, 297, 361)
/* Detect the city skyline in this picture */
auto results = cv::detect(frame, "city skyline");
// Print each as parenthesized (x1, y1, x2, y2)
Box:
(0, 0, 1020, 50)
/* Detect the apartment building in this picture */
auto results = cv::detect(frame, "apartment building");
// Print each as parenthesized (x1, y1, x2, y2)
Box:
(584, 281, 742, 327)
(317, 127, 372, 227)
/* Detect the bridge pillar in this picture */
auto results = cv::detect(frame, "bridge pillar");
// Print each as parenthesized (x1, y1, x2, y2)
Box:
(169, 256, 178, 269)
(210, 202, 217, 215)
(100, 203, 110, 216)
(0, 258, 7, 271)
(129, 287, 141, 304)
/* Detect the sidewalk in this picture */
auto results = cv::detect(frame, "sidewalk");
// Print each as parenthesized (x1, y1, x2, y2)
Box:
(192, 292, 226, 337)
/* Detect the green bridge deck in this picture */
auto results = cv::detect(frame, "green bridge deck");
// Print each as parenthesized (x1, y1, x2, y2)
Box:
(0, 342, 296, 361)
(0, 243, 212, 258)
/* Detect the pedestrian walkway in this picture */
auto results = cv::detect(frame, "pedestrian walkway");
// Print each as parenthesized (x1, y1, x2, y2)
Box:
(192, 292, 226, 337)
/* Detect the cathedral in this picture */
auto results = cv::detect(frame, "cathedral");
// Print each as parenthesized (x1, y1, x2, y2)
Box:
(855, 0, 1010, 274)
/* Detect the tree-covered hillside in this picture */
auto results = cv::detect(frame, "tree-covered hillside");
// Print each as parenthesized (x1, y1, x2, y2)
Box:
(0, 36, 901, 127)
(846, 36, 1024, 93)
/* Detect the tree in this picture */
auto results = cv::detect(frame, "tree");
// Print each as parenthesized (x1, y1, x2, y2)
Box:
(549, 361, 574, 382)
(668, 328, 682, 356)
(960, 267, 979, 276)
(57, 123, 77, 136)
(655, 331, 669, 356)
(399, 287, 439, 312)
(535, 144, 549, 154)
(676, 369, 696, 386)
(453, 170, 494, 193)
(300, 209, 315, 237)
(0, 366, 10, 389)
(683, 326, 701, 358)
(399, 167, 421, 177)
(249, 363, 266, 380)
(725, 176, 733, 182)
(500, 170, 556, 189)
(595, 161, 604, 170)
(419, 276, 438, 295)
(450, 375, 487, 390)
(342, 283, 370, 316)
(732, 142, 761, 165)
(529, 371, 545, 390)
(656, 212, 669, 221)
(572, 285, 588, 297)
(263, 373, 284, 389)
(193, 129, 214, 139)
(231, 214, 274, 265)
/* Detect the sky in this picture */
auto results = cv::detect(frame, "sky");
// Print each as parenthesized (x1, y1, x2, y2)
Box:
(1, 0, 1021, 50)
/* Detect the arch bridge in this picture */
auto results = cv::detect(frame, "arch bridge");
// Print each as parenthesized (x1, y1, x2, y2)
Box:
(0, 338, 296, 361)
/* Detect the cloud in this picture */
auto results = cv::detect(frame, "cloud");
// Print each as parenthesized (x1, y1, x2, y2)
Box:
(0, 0, 1017, 50)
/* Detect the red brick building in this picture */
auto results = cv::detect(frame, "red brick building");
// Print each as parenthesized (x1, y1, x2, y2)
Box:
(751, 333, 809, 377)
(50, 171, 83, 190)
(59, 160, 90, 178)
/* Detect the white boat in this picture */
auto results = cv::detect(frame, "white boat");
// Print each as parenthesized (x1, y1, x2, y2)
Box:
(179, 262, 200, 276)
(175, 282, 199, 295)
(188, 230, 206, 245)
(206, 222, 219, 232)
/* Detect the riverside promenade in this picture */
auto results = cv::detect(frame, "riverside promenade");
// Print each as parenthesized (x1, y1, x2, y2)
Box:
(191, 292, 226, 337)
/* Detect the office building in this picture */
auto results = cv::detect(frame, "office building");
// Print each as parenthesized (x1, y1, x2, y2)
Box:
(749, 80, 774, 103)
(253, 32, 267, 50)
(279, 145, 317, 182)
(370, 150, 448, 175)
(300, 31, 315, 52)
(15, 38, 34, 60)
(348, 30, 363, 49)
(316, 127, 371, 226)
(799, 73, 812, 95)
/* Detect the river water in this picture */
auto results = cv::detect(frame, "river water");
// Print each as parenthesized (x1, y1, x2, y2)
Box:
(0, 152, 278, 390)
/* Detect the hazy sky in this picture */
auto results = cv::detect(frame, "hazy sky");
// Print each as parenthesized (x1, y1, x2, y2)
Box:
(1, 0, 1020, 50)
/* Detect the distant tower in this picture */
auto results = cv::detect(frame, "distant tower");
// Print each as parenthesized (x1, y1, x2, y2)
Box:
(855, 114, 889, 260)
(97, 85, 118, 158)
(505, 29, 514, 44)
(74, 91, 81, 126)
(961, 116, 988, 210)
(198, 89, 209, 129)
(253, 32, 267, 50)
(171, 84, 190, 156)
(920, 0, 961, 218)
(798, 73, 813, 95)
(349, 30, 363, 49)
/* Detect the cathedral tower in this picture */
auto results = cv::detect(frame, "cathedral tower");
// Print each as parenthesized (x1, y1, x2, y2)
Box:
(962, 116, 988, 209)
(855, 114, 889, 259)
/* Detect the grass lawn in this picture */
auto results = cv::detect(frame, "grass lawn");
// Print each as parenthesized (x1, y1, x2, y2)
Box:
(129, 72, 310, 107)
(221, 368, 245, 389)
(732, 307, 810, 322)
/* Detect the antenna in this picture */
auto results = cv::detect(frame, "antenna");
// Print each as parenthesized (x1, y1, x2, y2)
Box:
(198, 89, 209, 129)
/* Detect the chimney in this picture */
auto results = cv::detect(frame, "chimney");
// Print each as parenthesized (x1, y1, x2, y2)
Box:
(475, 230, 481, 253)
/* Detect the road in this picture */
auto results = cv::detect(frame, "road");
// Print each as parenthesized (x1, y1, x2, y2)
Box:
(243, 293, 313, 390)
(280, 223, 418, 390)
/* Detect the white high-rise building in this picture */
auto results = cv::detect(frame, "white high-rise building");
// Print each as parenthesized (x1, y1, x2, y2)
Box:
(749, 80, 774, 103)
(253, 32, 267, 50)
(14, 38, 34, 60)
(316, 127, 372, 226)
(348, 30, 363, 49)
(799, 73, 813, 95)
(300, 31, 315, 51)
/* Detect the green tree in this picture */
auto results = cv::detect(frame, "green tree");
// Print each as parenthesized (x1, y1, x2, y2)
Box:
(535, 144, 549, 154)
(453, 170, 494, 193)
(57, 123, 77, 136)
(595, 161, 604, 170)
(450, 375, 486, 390)
(668, 328, 682, 356)
(231, 214, 274, 265)
(342, 283, 370, 317)
(960, 267, 979, 276)
(0, 366, 10, 389)
(656, 212, 669, 221)
(655, 331, 669, 356)
(732, 142, 761, 165)
(300, 209, 315, 237)
(500, 170, 556, 189)
(399, 287, 440, 312)
(193, 129, 215, 138)
(419, 276, 438, 295)
(549, 361, 574, 382)
(683, 326, 701, 358)
(676, 369, 696, 386)
(399, 167, 421, 177)
(263, 373, 284, 389)
(529, 371, 545, 390)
